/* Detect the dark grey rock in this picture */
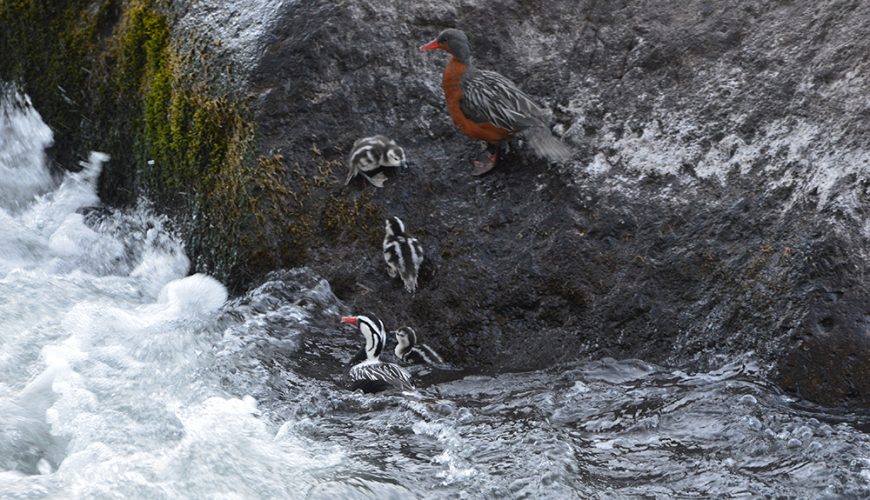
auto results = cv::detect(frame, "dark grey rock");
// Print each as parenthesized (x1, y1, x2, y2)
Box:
(226, 0, 869, 407)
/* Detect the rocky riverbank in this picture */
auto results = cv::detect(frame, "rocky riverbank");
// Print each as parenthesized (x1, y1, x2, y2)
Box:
(2, 0, 867, 407)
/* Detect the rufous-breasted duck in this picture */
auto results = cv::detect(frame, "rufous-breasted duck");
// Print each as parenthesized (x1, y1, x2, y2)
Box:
(420, 29, 571, 175)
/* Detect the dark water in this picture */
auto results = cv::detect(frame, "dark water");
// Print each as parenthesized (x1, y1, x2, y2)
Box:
(1, 95, 868, 499)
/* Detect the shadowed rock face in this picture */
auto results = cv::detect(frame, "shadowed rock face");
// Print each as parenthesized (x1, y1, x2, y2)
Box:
(4, 0, 868, 407)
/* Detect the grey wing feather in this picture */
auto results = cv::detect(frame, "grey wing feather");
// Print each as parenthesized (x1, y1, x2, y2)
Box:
(380, 364, 415, 391)
(350, 363, 414, 391)
(460, 69, 548, 132)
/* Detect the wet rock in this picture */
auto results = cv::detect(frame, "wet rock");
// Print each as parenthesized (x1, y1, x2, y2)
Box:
(245, 0, 870, 408)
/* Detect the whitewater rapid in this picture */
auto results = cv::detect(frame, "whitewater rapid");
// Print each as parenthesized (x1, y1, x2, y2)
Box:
(1, 93, 869, 499)
(0, 94, 320, 497)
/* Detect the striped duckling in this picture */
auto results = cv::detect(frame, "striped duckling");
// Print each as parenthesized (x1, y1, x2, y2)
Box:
(383, 216, 424, 293)
(346, 135, 408, 188)
(393, 327, 444, 366)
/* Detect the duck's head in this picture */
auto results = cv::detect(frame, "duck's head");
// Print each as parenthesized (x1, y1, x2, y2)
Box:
(384, 216, 406, 237)
(420, 29, 471, 64)
(382, 142, 408, 168)
(394, 327, 417, 351)
(341, 314, 386, 359)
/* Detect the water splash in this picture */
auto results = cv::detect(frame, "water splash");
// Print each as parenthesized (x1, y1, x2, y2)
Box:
(0, 92, 54, 211)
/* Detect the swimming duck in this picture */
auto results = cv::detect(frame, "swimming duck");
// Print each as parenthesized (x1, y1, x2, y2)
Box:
(393, 326, 445, 365)
(341, 314, 415, 393)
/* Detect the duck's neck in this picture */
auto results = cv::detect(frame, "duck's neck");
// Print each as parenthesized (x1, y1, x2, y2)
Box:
(443, 57, 470, 89)
(394, 343, 410, 360)
(366, 331, 384, 361)
(450, 42, 471, 65)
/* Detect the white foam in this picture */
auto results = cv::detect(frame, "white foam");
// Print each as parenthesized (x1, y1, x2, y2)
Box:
(0, 93, 55, 210)
(413, 420, 478, 485)
(157, 273, 228, 316)
(0, 91, 359, 498)
(17, 152, 105, 244)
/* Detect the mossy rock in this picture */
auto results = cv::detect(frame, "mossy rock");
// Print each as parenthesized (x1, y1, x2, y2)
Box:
(1, 0, 383, 290)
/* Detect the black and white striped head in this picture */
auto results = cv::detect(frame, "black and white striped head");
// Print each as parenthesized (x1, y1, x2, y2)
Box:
(420, 29, 472, 64)
(383, 142, 407, 168)
(384, 216, 406, 238)
(341, 314, 386, 360)
(394, 327, 418, 351)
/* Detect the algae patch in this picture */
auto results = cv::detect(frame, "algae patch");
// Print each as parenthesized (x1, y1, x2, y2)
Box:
(1, 0, 386, 290)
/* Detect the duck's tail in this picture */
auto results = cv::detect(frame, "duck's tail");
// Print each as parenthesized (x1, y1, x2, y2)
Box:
(400, 272, 418, 293)
(523, 126, 572, 163)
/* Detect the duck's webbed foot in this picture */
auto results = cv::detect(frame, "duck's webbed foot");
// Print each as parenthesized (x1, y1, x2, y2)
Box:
(363, 172, 388, 188)
(471, 143, 500, 176)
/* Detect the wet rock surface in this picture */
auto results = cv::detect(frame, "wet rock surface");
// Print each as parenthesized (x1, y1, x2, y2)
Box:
(5, 0, 869, 407)
(239, 0, 869, 407)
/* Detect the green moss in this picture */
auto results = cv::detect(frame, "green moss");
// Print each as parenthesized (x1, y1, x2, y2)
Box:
(0, 0, 114, 161)
(1, 0, 384, 291)
(322, 192, 382, 238)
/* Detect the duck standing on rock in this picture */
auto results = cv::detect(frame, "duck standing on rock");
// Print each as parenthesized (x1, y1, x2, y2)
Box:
(346, 135, 408, 188)
(394, 327, 445, 365)
(383, 216, 424, 293)
(341, 314, 415, 393)
(420, 29, 572, 175)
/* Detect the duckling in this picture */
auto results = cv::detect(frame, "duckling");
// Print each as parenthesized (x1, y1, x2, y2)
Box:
(383, 216, 424, 293)
(346, 135, 408, 188)
(393, 327, 445, 365)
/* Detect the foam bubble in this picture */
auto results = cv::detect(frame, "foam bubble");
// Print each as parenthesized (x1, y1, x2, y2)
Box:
(157, 274, 228, 317)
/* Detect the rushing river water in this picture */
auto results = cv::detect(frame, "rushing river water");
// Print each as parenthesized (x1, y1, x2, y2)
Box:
(1, 94, 869, 498)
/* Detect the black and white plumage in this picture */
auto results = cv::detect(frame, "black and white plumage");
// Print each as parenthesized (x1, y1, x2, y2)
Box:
(341, 314, 414, 393)
(383, 217, 424, 293)
(393, 327, 445, 365)
(346, 135, 408, 188)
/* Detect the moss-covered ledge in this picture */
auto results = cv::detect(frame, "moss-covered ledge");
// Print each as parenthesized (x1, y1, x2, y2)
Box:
(0, 0, 317, 288)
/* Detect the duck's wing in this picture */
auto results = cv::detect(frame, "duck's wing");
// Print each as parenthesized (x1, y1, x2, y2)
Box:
(349, 362, 414, 391)
(345, 165, 357, 185)
(460, 68, 547, 132)
(383, 363, 416, 391)
(413, 344, 444, 365)
(348, 347, 367, 365)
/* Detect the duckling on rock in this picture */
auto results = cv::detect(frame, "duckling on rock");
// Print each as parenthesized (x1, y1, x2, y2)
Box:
(393, 326, 445, 365)
(383, 216, 424, 293)
(346, 135, 408, 188)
